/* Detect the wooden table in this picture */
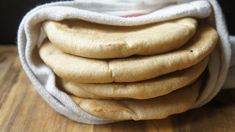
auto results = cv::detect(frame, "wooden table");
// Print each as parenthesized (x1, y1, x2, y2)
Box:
(0, 46, 235, 132)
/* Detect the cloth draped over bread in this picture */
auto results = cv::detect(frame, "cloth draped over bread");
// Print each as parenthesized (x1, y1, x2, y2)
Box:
(17, 0, 234, 124)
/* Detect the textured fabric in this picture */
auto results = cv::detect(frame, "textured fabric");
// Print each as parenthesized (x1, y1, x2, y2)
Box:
(73, 0, 193, 16)
(17, 0, 234, 124)
(223, 36, 235, 89)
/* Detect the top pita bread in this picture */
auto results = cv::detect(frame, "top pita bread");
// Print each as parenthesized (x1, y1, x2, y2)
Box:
(43, 18, 197, 59)
(39, 23, 218, 83)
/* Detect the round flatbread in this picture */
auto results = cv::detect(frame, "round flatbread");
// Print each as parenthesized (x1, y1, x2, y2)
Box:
(71, 78, 202, 120)
(60, 57, 208, 99)
(39, 23, 217, 83)
(43, 18, 197, 59)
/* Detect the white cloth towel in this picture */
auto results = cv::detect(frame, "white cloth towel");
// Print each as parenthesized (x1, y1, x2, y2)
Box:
(17, 0, 234, 124)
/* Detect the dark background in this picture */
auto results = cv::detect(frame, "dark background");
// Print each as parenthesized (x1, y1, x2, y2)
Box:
(0, 0, 234, 44)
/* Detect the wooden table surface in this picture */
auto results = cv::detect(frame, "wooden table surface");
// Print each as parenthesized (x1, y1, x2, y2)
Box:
(0, 45, 235, 132)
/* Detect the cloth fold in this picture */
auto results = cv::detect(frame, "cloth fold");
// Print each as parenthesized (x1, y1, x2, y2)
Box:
(17, 0, 234, 124)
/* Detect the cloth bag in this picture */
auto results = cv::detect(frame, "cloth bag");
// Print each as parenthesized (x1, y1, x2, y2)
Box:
(17, 0, 234, 124)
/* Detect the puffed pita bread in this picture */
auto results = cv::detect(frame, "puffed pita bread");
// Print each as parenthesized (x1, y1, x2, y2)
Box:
(39, 23, 217, 83)
(71, 78, 202, 120)
(43, 18, 197, 59)
(60, 58, 208, 99)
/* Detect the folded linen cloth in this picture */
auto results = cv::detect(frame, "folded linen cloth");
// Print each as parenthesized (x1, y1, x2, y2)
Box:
(17, 0, 234, 124)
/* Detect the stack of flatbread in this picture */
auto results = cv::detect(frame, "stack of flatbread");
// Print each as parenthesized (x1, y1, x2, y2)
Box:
(39, 17, 218, 121)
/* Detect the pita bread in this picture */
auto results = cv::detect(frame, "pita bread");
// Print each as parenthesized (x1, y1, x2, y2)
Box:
(39, 23, 217, 83)
(43, 18, 197, 59)
(61, 58, 208, 99)
(71, 78, 202, 120)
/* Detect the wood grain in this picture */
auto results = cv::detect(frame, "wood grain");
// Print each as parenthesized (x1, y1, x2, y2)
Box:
(0, 46, 235, 132)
